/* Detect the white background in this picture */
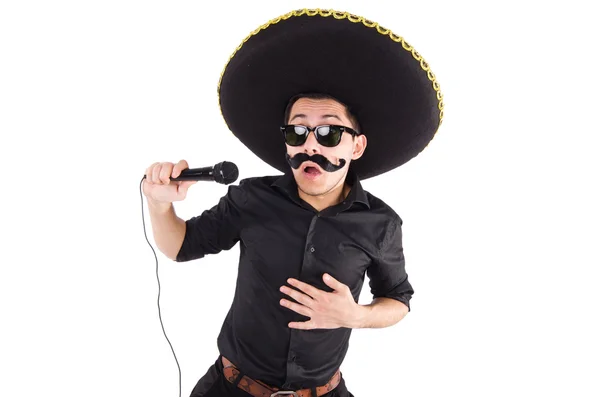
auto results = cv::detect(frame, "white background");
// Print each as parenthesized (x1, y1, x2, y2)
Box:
(1, 1, 599, 396)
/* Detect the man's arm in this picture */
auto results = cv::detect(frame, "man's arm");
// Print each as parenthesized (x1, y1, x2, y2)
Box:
(278, 215, 413, 331)
(174, 182, 246, 262)
(362, 216, 414, 327)
(147, 199, 186, 261)
(352, 297, 409, 329)
(280, 272, 410, 330)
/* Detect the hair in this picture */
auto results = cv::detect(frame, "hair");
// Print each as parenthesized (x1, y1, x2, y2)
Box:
(283, 92, 361, 134)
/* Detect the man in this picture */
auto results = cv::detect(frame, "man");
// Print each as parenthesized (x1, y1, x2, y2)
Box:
(143, 8, 443, 397)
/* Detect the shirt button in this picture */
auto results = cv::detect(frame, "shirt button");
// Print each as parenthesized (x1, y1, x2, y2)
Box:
(310, 247, 315, 253)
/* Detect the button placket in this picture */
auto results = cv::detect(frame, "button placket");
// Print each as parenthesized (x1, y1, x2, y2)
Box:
(304, 215, 319, 256)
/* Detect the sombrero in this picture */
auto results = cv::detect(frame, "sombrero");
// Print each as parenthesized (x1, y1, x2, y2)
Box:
(217, 8, 444, 180)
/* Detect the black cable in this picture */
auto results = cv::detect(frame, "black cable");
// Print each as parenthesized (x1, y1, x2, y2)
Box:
(139, 177, 182, 397)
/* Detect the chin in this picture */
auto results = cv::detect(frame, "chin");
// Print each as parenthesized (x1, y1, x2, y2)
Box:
(299, 185, 325, 196)
(298, 178, 333, 197)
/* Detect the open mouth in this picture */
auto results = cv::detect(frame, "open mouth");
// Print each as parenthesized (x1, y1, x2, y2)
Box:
(303, 165, 322, 176)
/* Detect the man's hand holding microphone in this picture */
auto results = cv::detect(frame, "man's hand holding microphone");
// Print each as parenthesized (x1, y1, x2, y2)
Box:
(143, 160, 198, 207)
(142, 159, 238, 260)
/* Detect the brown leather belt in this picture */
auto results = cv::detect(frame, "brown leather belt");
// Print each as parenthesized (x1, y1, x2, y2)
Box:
(221, 356, 341, 397)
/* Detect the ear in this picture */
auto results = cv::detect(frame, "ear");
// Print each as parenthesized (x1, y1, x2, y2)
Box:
(351, 134, 367, 160)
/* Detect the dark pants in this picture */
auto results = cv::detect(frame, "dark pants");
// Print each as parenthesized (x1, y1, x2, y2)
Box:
(190, 356, 354, 397)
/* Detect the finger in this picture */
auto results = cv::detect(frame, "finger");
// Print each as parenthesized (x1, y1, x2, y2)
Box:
(159, 163, 173, 184)
(280, 285, 314, 307)
(323, 273, 347, 292)
(145, 162, 159, 182)
(172, 159, 189, 178)
(288, 320, 316, 330)
(151, 163, 163, 184)
(287, 278, 322, 299)
(280, 299, 312, 317)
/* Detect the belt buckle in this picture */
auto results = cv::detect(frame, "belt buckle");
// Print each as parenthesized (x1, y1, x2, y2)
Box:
(270, 392, 298, 397)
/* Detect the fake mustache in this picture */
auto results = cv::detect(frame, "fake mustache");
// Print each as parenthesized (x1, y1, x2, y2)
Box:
(285, 153, 346, 172)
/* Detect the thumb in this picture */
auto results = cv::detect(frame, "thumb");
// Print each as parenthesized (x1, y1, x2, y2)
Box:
(323, 273, 344, 291)
(178, 180, 197, 192)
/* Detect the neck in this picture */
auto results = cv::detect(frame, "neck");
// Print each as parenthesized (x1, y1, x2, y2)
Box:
(298, 180, 350, 212)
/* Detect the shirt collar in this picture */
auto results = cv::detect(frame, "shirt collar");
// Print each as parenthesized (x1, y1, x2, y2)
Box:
(271, 165, 370, 211)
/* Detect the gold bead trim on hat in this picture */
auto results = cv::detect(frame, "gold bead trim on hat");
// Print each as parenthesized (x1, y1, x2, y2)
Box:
(218, 8, 444, 129)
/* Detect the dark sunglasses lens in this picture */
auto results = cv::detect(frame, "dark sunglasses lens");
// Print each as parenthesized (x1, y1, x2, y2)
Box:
(284, 126, 307, 146)
(316, 126, 342, 147)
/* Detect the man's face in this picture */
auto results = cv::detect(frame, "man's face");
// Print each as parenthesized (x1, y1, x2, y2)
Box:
(285, 97, 366, 197)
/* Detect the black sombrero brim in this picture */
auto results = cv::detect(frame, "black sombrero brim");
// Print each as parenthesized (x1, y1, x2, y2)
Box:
(218, 9, 444, 180)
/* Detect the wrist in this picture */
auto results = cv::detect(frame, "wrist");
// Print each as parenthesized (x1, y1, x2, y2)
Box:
(348, 303, 372, 329)
(147, 198, 173, 213)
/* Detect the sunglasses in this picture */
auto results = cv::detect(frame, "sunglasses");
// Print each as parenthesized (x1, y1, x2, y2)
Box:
(280, 124, 361, 147)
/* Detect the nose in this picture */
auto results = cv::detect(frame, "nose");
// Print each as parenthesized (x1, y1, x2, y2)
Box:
(303, 130, 320, 154)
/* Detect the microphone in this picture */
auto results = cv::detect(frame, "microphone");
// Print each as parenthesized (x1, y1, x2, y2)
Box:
(144, 161, 239, 185)
(173, 161, 239, 184)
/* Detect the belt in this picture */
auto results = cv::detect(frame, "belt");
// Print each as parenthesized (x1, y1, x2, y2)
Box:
(221, 356, 341, 397)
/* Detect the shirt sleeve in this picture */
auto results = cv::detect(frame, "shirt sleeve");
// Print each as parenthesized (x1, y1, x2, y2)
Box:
(175, 182, 246, 262)
(366, 216, 414, 311)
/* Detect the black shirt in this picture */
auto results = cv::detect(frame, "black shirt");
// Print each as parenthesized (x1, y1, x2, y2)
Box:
(175, 168, 413, 390)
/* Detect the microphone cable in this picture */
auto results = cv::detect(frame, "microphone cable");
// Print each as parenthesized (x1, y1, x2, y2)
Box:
(139, 176, 182, 397)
